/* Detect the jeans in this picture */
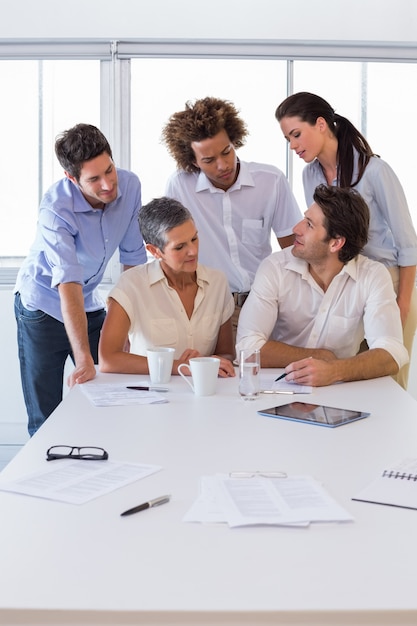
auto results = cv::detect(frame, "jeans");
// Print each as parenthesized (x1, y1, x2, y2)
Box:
(14, 293, 106, 436)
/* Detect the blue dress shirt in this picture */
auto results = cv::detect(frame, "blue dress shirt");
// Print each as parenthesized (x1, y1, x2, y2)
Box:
(15, 169, 146, 322)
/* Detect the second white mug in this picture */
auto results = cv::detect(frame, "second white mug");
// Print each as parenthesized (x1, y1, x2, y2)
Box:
(178, 357, 220, 396)
(146, 347, 175, 384)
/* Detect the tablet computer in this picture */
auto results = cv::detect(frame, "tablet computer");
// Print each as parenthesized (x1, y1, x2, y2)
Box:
(258, 401, 370, 428)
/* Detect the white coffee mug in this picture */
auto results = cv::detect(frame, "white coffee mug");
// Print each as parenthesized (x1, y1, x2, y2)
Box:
(178, 357, 220, 396)
(146, 347, 175, 384)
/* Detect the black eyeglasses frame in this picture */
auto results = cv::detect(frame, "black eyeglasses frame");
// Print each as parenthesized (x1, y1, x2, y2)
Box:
(46, 445, 109, 461)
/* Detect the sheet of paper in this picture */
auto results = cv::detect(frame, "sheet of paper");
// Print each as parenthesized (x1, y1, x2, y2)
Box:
(214, 474, 353, 527)
(183, 475, 308, 527)
(80, 382, 169, 406)
(260, 375, 312, 394)
(183, 476, 228, 523)
(0, 460, 162, 505)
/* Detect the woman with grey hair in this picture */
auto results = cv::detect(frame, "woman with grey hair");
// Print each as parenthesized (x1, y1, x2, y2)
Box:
(99, 197, 235, 377)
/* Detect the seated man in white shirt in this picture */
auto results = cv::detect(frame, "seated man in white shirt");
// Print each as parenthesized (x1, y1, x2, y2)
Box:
(236, 184, 408, 386)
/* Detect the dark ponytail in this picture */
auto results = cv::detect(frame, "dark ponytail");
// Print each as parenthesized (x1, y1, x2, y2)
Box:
(334, 114, 374, 187)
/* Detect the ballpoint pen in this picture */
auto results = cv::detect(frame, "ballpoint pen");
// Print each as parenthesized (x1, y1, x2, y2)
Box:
(274, 372, 287, 382)
(121, 494, 171, 517)
(126, 386, 169, 392)
(261, 390, 294, 395)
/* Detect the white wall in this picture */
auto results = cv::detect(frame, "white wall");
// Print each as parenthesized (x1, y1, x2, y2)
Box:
(0, 0, 416, 42)
(2, 0, 417, 428)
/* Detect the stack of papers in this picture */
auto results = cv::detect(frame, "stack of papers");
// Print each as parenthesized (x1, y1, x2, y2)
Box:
(184, 474, 353, 528)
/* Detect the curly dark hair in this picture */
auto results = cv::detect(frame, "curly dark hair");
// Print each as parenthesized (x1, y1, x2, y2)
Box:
(161, 97, 248, 173)
(55, 123, 113, 181)
(313, 184, 369, 263)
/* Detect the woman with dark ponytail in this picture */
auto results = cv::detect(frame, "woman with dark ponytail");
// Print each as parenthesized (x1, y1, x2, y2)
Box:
(276, 92, 417, 389)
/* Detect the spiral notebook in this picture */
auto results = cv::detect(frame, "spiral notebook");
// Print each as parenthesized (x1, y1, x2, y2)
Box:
(352, 458, 417, 510)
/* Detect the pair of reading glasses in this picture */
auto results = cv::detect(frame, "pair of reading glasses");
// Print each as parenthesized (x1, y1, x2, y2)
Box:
(46, 446, 108, 462)
(230, 471, 287, 479)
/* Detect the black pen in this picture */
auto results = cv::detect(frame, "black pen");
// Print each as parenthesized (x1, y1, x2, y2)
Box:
(120, 494, 171, 517)
(126, 386, 169, 392)
(274, 372, 287, 382)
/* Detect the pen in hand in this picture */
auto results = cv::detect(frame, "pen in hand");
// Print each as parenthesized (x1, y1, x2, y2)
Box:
(120, 494, 171, 517)
(274, 372, 287, 382)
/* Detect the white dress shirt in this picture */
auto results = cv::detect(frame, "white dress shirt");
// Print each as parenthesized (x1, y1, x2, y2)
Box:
(109, 260, 234, 359)
(165, 160, 302, 293)
(236, 246, 408, 369)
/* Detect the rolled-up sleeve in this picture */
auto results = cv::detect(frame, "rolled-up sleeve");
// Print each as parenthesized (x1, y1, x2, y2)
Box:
(368, 160, 417, 267)
(236, 256, 281, 354)
(117, 173, 147, 266)
(364, 262, 409, 369)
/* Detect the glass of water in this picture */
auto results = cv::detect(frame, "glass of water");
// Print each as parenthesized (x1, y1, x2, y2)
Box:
(238, 349, 260, 400)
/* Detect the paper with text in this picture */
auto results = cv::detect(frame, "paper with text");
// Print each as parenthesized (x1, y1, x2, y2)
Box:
(184, 474, 353, 527)
(80, 382, 169, 406)
(0, 460, 162, 504)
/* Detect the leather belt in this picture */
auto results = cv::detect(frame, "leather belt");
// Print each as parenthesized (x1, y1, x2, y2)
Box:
(232, 292, 250, 307)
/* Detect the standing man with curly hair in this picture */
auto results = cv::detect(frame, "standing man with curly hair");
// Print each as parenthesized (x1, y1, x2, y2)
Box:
(14, 123, 146, 435)
(162, 97, 302, 338)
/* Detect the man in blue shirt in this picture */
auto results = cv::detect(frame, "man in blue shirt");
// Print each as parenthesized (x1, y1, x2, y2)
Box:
(14, 124, 146, 435)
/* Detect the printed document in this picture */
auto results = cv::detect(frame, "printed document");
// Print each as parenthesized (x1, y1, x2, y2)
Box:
(184, 474, 353, 527)
(0, 460, 161, 505)
(80, 382, 168, 406)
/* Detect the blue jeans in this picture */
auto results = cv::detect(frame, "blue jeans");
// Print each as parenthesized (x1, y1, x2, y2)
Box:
(14, 293, 106, 436)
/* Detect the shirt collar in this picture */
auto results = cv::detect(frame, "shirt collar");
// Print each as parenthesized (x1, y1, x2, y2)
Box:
(148, 259, 210, 287)
(342, 256, 360, 281)
(284, 248, 359, 282)
(195, 159, 254, 193)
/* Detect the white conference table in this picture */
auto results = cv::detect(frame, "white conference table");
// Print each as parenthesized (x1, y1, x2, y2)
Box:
(1, 370, 417, 626)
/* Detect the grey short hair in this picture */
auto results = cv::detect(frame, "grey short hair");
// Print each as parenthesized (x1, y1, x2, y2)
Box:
(138, 197, 194, 251)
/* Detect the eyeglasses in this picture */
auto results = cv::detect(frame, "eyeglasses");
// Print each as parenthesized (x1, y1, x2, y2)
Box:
(46, 446, 109, 461)
(229, 471, 287, 479)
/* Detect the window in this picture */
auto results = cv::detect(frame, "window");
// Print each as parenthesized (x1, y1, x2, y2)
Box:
(130, 56, 417, 237)
(0, 59, 100, 278)
(289, 60, 417, 220)
(291, 61, 364, 209)
(1, 41, 417, 285)
(366, 62, 417, 220)
(130, 58, 288, 204)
